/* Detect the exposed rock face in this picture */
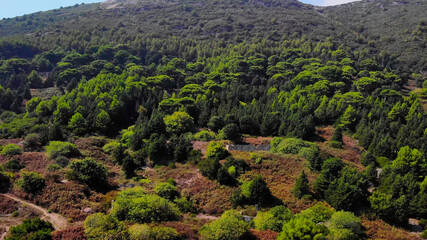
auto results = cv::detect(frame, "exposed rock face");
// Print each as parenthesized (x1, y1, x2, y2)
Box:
(101, 0, 139, 9)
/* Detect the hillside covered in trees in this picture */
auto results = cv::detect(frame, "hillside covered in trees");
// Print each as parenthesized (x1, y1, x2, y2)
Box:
(0, 0, 426, 239)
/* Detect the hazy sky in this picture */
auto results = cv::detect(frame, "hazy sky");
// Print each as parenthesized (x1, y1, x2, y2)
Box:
(0, 0, 361, 19)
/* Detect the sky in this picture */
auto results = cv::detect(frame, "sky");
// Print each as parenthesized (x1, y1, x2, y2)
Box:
(0, 0, 361, 19)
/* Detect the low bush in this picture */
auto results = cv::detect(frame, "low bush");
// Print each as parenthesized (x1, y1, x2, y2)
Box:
(154, 182, 179, 200)
(1, 144, 22, 157)
(200, 210, 250, 240)
(254, 205, 293, 232)
(111, 188, 181, 223)
(46, 141, 80, 159)
(15, 171, 46, 194)
(129, 224, 180, 240)
(6, 217, 54, 240)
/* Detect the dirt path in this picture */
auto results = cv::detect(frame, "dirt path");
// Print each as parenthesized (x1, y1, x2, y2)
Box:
(1, 194, 69, 231)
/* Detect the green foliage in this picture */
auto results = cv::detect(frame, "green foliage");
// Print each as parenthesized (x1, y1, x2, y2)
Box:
(154, 182, 179, 200)
(198, 158, 220, 180)
(1, 144, 22, 156)
(271, 137, 322, 171)
(194, 130, 216, 141)
(327, 211, 362, 240)
(239, 175, 272, 206)
(5, 218, 54, 240)
(68, 112, 87, 135)
(111, 187, 181, 223)
(199, 210, 250, 240)
(164, 111, 194, 135)
(84, 213, 128, 240)
(297, 203, 334, 223)
(278, 216, 329, 240)
(208, 116, 225, 133)
(0, 171, 11, 193)
(4, 159, 25, 172)
(292, 170, 311, 199)
(128, 224, 180, 240)
(325, 168, 368, 211)
(254, 205, 293, 232)
(23, 133, 40, 151)
(45, 141, 80, 159)
(206, 141, 229, 161)
(16, 171, 45, 194)
(219, 124, 242, 143)
(66, 158, 108, 190)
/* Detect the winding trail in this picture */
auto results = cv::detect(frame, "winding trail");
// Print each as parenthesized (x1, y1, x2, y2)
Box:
(1, 194, 69, 231)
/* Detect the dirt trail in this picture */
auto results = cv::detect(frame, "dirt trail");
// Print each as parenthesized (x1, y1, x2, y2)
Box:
(1, 194, 69, 231)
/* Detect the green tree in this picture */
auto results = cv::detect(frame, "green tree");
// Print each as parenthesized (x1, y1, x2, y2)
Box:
(328, 211, 362, 240)
(45, 141, 80, 159)
(96, 110, 111, 133)
(1, 144, 22, 156)
(199, 210, 250, 240)
(208, 116, 225, 132)
(5, 218, 53, 240)
(16, 171, 46, 194)
(163, 111, 194, 135)
(278, 216, 329, 240)
(254, 205, 293, 232)
(68, 112, 88, 136)
(292, 170, 311, 199)
(66, 158, 108, 190)
(27, 70, 43, 88)
(206, 141, 229, 160)
(220, 124, 242, 143)
(154, 182, 179, 200)
(84, 213, 128, 240)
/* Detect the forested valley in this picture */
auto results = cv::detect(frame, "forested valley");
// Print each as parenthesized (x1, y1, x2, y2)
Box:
(0, 0, 426, 239)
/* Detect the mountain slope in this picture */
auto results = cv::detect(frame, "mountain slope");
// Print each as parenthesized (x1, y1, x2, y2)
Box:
(0, 0, 426, 73)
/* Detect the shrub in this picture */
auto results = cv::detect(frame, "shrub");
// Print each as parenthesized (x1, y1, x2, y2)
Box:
(1, 144, 22, 157)
(254, 205, 293, 232)
(194, 130, 216, 141)
(217, 166, 236, 185)
(239, 175, 272, 206)
(206, 141, 229, 161)
(129, 224, 180, 240)
(271, 137, 323, 171)
(24, 133, 40, 150)
(6, 217, 54, 240)
(15, 171, 46, 194)
(46, 164, 61, 172)
(84, 213, 128, 240)
(66, 158, 108, 190)
(328, 211, 362, 240)
(164, 111, 194, 135)
(5, 159, 25, 172)
(174, 196, 196, 213)
(198, 158, 220, 180)
(102, 141, 120, 154)
(111, 188, 181, 223)
(297, 202, 334, 223)
(278, 217, 329, 240)
(219, 124, 242, 143)
(0, 171, 11, 193)
(46, 141, 80, 159)
(55, 156, 69, 168)
(154, 182, 179, 200)
(329, 141, 343, 148)
(361, 151, 376, 167)
(200, 210, 250, 240)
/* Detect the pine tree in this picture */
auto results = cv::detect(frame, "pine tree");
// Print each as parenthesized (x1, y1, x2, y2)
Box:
(292, 170, 310, 199)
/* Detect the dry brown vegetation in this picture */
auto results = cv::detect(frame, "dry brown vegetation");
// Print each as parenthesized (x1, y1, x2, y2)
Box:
(362, 217, 422, 240)
(315, 126, 365, 170)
